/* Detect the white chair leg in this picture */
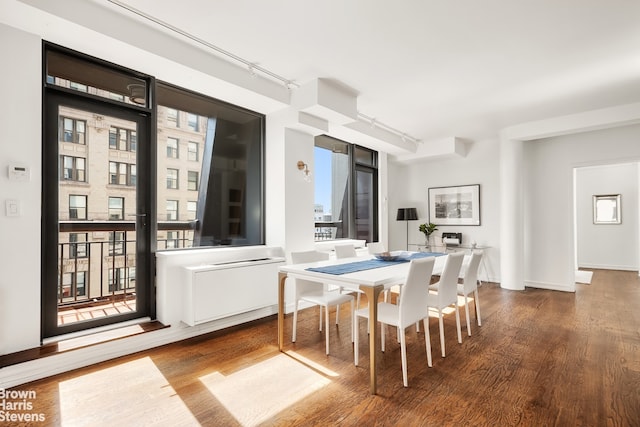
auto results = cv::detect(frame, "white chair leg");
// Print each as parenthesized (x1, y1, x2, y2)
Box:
(354, 315, 360, 365)
(455, 305, 462, 344)
(292, 302, 299, 343)
(350, 300, 355, 343)
(438, 311, 445, 357)
(464, 294, 472, 336)
(423, 318, 432, 367)
(474, 289, 482, 326)
(325, 305, 330, 355)
(400, 327, 408, 387)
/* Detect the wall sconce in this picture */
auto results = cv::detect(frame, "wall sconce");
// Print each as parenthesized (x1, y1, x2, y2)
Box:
(297, 160, 312, 182)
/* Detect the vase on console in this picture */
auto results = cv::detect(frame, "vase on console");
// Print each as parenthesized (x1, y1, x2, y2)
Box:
(418, 222, 438, 251)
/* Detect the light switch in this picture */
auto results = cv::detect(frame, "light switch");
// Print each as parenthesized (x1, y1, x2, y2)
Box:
(5, 200, 20, 217)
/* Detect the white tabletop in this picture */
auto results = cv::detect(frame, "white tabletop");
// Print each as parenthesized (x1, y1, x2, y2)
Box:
(279, 252, 449, 291)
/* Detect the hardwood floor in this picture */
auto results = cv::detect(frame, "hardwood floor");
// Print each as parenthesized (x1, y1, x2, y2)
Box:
(7, 270, 640, 426)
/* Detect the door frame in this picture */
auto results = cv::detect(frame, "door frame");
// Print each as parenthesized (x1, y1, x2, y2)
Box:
(42, 89, 155, 339)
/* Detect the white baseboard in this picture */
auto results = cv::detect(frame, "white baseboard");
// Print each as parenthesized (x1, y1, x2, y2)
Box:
(524, 280, 575, 292)
(578, 263, 638, 271)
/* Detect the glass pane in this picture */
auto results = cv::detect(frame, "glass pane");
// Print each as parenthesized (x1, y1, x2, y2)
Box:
(314, 138, 350, 241)
(47, 50, 148, 107)
(156, 83, 264, 248)
(57, 106, 138, 326)
(355, 146, 375, 166)
(355, 169, 374, 241)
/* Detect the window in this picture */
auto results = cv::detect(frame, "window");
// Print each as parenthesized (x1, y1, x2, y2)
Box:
(188, 141, 199, 161)
(156, 82, 264, 248)
(61, 117, 86, 144)
(166, 231, 179, 249)
(167, 137, 179, 158)
(314, 135, 378, 242)
(69, 233, 88, 258)
(76, 271, 86, 297)
(109, 161, 135, 186)
(108, 197, 124, 220)
(187, 113, 199, 131)
(187, 201, 197, 220)
(166, 200, 178, 220)
(109, 231, 125, 255)
(108, 267, 134, 292)
(61, 271, 86, 298)
(109, 126, 136, 152)
(166, 168, 178, 189)
(69, 195, 87, 220)
(61, 156, 86, 182)
(166, 108, 179, 127)
(188, 171, 199, 191)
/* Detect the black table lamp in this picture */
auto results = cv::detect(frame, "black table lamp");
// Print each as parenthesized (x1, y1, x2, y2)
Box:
(396, 207, 418, 250)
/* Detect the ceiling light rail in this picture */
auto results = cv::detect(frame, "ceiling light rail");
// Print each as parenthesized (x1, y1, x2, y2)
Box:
(106, 0, 299, 89)
(106, 1, 418, 144)
(357, 112, 421, 144)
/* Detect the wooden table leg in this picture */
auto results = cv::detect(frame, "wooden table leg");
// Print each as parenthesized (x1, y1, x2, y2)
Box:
(360, 283, 384, 395)
(278, 272, 288, 351)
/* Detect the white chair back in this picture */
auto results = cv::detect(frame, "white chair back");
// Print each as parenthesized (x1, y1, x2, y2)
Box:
(436, 252, 465, 306)
(290, 250, 329, 296)
(398, 257, 435, 328)
(335, 244, 357, 259)
(366, 242, 386, 254)
(462, 250, 483, 293)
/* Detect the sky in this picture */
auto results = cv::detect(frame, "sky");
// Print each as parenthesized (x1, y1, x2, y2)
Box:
(314, 146, 331, 213)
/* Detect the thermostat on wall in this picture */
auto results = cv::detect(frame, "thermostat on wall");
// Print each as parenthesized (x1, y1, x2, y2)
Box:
(8, 164, 30, 182)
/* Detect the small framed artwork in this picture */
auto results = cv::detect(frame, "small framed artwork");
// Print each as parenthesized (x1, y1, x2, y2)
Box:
(428, 184, 480, 226)
(593, 194, 621, 224)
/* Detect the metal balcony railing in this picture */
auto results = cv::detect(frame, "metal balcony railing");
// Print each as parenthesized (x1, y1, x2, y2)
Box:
(57, 220, 196, 307)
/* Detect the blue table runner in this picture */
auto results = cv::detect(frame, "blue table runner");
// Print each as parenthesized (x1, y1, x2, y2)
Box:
(305, 252, 445, 275)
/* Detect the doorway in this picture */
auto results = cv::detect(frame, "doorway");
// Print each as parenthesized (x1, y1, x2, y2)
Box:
(42, 87, 153, 339)
(573, 162, 640, 283)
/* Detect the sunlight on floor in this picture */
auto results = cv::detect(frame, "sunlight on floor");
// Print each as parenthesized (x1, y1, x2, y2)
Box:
(59, 356, 197, 426)
(199, 353, 331, 427)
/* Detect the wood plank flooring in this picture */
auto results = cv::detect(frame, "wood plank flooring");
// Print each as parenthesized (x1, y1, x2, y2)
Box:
(6, 269, 640, 426)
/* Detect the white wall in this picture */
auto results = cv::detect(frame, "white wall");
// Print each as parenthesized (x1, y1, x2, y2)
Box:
(524, 124, 640, 290)
(0, 23, 42, 355)
(388, 138, 501, 282)
(575, 163, 639, 270)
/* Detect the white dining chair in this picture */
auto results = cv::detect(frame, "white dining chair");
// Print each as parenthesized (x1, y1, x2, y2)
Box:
(366, 241, 386, 254)
(334, 243, 357, 259)
(290, 250, 355, 355)
(427, 251, 465, 357)
(334, 243, 364, 312)
(457, 250, 483, 335)
(354, 256, 436, 387)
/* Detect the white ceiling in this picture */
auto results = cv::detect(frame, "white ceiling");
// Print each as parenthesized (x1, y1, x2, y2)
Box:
(12, 0, 640, 147)
(104, 0, 640, 145)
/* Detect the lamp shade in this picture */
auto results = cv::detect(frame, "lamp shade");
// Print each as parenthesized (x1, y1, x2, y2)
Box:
(396, 207, 418, 221)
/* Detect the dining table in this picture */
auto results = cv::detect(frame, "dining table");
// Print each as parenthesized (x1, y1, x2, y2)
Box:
(277, 251, 449, 395)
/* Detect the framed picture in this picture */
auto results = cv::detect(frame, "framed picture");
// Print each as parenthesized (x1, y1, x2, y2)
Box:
(593, 194, 621, 224)
(428, 184, 481, 226)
